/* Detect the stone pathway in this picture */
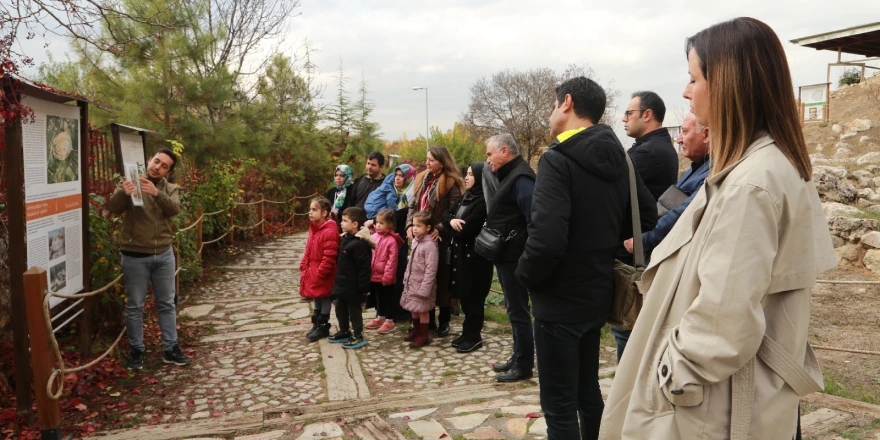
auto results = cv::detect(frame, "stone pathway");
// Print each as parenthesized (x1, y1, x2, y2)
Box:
(89, 233, 880, 440)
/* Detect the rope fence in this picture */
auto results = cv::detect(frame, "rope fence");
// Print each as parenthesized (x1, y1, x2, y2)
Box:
(28, 190, 317, 407)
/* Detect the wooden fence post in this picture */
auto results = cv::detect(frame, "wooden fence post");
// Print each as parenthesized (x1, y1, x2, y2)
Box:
(196, 205, 203, 255)
(258, 196, 265, 236)
(227, 207, 235, 244)
(23, 267, 62, 440)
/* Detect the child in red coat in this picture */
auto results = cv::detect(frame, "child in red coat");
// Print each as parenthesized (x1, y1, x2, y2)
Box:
(365, 209, 405, 334)
(301, 197, 340, 342)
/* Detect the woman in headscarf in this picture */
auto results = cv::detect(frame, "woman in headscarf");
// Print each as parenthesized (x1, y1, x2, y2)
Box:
(443, 162, 493, 353)
(365, 164, 417, 224)
(325, 165, 354, 231)
(405, 145, 464, 336)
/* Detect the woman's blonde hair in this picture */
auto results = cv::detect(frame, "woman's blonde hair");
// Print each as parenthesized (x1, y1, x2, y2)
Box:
(687, 17, 812, 181)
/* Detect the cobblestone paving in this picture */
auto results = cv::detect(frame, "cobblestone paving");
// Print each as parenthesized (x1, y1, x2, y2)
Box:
(359, 325, 527, 394)
(94, 233, 869, 440)
(146, 234, 326, 424)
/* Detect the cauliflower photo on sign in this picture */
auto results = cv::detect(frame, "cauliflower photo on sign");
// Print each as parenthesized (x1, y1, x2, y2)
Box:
(46, 115, 80, 184)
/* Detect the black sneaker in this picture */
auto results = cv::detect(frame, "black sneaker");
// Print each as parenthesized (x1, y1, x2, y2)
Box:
(328, 330, 352, 343)
(451, 334, 466, 348)
(163, 344, 192, 366)
(456, 340, 483, 353)
(128, 348, 144, 370)
(343, 334, 366, 349)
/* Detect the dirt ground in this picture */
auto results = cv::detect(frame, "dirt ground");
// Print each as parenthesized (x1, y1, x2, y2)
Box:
(809, 267, 880, 405)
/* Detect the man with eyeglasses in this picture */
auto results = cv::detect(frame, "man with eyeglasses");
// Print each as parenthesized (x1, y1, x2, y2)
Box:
(622, 91, 678, 201)
(613, 91, 679, 364)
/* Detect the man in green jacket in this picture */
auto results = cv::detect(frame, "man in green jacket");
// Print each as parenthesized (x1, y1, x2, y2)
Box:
(109, 148, 190, 370)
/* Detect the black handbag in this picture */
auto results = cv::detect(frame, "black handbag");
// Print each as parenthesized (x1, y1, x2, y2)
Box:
(657, 185, 689, 217)
(474, 223, 517, 261)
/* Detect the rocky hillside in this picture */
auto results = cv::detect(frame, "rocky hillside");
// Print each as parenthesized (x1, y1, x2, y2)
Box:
(806, 75, 880, 275)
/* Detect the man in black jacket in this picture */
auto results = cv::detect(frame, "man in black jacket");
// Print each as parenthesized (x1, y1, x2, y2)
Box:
(516, 77, 631, 439)
(483, 133, 536, 383)
(614, 91, 677, 363)
(623, 91, 678, 201)
(350, 151, 386, 209)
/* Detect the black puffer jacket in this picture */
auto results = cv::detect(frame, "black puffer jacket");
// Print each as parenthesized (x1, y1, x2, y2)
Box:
(516, 124, 656, 327)
(330, 228, 375, 302)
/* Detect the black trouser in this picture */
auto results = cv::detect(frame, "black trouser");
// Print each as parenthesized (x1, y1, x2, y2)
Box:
(371, 282, 399, 318)
(496, 260, 534, 369)
(534, 319, 604, 440)
(460, 284, 490, 342)
(391, 241, 412, 321)
(334, 298, 363, 335)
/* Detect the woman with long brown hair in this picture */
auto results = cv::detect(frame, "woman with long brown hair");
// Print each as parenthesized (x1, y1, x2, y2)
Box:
(406, 145, 464, 337)
(600, 18, 835, 440)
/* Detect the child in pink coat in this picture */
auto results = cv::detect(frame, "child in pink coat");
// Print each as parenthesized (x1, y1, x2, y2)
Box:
(365, 209, 405, 334)
(400, 211, 439, 348)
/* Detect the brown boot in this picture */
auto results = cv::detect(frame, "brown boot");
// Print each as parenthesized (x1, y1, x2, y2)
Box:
(409, 323, 431, 349)
(403, 319, 417, 342)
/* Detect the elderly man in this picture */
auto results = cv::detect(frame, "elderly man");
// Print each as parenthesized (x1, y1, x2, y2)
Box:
(624, 112, 711, 258)
(109, 148, 190, 370)
(483, 133, 536, 383)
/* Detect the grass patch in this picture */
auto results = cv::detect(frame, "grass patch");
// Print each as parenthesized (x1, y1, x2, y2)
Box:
(393, 375, 404, 380)
(121, 415, 142, 429)
(441, 371, 458, 377)
(413, 370, 422, 376)
(485, 292, 504, 306)
(484, 306, 510, 324)
(836, 418, 880, 440)
(494, 412, 504, 418)
(316, 365, 325, 372)
(823, 369, 880, 404)
(320, 372, 327, 379)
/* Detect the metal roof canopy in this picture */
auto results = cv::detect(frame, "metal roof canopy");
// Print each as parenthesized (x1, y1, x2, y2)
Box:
(791, 22, 880, 57)
(791, 22, 880, 83)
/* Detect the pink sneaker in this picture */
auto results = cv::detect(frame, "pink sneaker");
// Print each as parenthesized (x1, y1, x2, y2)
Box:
(365, 317, 386, 329)
(377, 320, 396, 334)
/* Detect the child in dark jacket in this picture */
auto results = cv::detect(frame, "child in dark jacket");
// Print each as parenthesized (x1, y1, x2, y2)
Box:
(365, 209, 405, 334)
(329, 207, 375, 349)
(300, 198, 340, 342)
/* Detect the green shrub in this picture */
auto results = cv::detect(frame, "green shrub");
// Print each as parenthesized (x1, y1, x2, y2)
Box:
(839, 68, 862, 87)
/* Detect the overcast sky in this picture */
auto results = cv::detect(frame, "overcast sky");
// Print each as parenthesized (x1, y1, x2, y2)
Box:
(19, 0, 880, 145)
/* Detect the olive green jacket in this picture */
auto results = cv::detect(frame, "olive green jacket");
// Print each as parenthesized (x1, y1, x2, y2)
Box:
(108, 176, 181, 254)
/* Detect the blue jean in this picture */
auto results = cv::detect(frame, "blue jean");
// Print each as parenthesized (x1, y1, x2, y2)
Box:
(122, 247, 178, 352)
(496, 261, 534, 369)
(534, 319, 604, 440)
(611, 326, 631, 364)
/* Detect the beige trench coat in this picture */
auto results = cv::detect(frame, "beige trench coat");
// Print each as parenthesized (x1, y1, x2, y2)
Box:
(600, 136, 836, 440)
